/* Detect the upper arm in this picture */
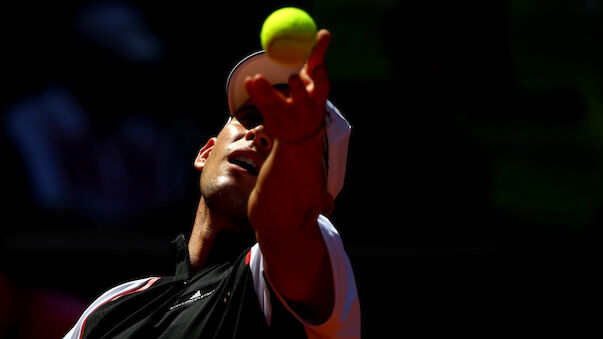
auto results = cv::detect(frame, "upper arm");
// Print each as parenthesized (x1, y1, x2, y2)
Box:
(255, 215, 334, 323)
(249, 216, 361, 338)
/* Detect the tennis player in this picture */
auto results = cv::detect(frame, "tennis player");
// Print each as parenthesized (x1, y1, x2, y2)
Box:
(64, 29, 360, 339)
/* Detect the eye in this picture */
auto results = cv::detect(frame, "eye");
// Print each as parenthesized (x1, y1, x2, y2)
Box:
(235, 106, 264, 129)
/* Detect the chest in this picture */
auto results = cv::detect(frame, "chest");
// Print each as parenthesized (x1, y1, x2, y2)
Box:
(82, 259, 305, 338)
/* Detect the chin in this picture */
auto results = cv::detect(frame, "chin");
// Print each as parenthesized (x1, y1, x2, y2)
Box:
(202, 175, 251, 218)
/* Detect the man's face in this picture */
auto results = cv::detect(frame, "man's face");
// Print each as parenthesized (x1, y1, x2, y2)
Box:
(195, 104, 272, 222)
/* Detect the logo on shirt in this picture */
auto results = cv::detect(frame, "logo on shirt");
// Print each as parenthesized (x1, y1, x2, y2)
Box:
(169, 289, 215, 311)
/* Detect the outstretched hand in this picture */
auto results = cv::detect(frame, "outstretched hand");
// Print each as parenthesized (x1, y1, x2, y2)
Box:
(244, 29, 331, 144)
(245, 30, 336, 323)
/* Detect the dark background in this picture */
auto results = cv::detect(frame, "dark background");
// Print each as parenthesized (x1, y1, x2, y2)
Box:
(1, 0, 598, 337)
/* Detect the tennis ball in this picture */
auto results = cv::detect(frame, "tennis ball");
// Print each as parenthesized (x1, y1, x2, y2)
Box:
(260, 7, 317, 66)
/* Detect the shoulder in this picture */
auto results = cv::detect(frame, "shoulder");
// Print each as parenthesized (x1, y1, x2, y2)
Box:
(62, 277, 161, 339)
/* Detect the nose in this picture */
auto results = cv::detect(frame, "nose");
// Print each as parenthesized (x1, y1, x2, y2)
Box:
(245, 125, 272, 152)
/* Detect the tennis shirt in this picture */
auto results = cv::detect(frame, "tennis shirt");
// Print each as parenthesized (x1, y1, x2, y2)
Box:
(63, 215, 360, 338)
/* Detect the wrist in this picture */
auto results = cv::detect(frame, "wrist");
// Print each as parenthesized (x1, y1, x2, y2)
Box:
(272, 125, 329, 192)
(276, 125, 327, 148)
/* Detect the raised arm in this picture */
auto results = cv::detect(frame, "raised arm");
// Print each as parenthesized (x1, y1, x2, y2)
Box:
(244, 30, 336, 323)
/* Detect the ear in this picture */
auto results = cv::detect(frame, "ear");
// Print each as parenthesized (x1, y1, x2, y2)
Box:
(320, 192, 335, 216)
(194, 138, 216, 171)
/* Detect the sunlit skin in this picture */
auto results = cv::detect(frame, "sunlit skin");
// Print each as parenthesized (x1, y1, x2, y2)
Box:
(189, 30, 335, 323)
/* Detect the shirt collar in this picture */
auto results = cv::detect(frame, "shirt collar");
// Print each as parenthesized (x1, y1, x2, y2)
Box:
(171, 234, 191, 281)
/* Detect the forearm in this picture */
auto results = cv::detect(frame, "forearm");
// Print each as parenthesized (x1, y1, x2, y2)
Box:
(248, 128, 334, 321)
(248, 128, 327, 235)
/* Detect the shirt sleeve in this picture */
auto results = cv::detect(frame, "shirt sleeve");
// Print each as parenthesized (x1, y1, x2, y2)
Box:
(62, 277, 160, 339)
(248, 215, 361, 339)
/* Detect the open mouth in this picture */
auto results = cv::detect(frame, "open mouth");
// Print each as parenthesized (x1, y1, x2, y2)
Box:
(228, 155, 259, 176)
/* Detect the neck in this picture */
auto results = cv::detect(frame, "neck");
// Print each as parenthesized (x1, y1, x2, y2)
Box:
(188, 197, 255, 273)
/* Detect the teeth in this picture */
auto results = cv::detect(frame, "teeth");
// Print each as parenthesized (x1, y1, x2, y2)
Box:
(234, 156, 257, 170)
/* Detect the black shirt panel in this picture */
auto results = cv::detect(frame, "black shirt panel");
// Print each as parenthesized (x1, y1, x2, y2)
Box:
(81, 235, 307, 339)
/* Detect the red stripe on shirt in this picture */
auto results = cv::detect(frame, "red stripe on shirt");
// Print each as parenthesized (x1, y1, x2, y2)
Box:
(245, 250, 252, 265)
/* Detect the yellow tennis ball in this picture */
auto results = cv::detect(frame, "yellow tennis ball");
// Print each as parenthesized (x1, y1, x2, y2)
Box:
(260, 7, 317, 66)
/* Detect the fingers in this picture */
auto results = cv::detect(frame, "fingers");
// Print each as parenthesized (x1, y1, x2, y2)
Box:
(288, 74, 311, 108)
(303, 29, 331, 109)
(245, 75, 287, 111)
(245, 75, 289, 129)
(312, 65, 330, 112)
(306, 29, 331, 75)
